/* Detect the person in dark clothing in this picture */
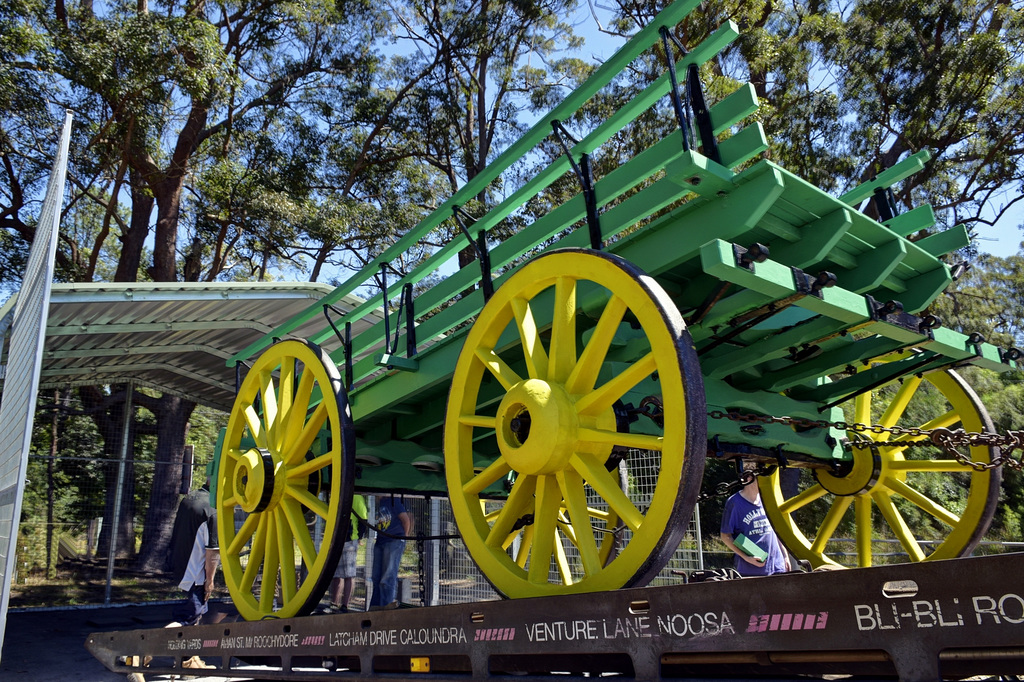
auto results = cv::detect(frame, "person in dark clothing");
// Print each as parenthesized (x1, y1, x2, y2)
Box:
(167, 468, 220, 627)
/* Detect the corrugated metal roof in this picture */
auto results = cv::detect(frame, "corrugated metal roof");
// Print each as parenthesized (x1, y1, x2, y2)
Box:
(0, 281, 382, 412)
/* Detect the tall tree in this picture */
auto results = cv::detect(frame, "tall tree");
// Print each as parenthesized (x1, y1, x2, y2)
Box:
(1, 0, 389, 571)
(383, 0, 584, 267)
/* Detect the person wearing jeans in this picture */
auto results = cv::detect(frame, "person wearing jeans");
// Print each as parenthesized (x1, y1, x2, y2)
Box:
(369, 496, 413, 609)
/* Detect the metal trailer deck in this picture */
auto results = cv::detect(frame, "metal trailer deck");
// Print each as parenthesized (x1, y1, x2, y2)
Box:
(88, 552, 1024, 682)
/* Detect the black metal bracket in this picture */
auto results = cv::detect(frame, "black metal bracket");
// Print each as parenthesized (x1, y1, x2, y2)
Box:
(374, 265, 421, 372)
(966, 331, 985, 358)
(551, 120, 602, 250)
(686, 62, 722, 164)
(322, 304, 354, 390)
(403, 282, 417, 358)
(659, 26, 721, 163)
(734, 242, 769, 271)
(453, 205, 494, 301)
(864, 295, 935, 340)
(792, 267, 837, 300)
(379, 263, 394, 353)
(660, 26, 694, 153)
(234, 360, 248, 394)
(872, 186, 898, 222)
(1000, 346, 1022, 365)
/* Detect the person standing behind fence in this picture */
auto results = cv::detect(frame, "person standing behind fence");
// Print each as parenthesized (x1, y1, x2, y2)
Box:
(369, 495, 413, 610)
(719, 462, 790, 577)
(168, 462, 220, 627)
(321, 493, 367, 614)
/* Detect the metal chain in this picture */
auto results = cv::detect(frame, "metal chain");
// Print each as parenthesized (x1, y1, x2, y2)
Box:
(707, 410, 1024, 472)
(696, 463, 777, 503)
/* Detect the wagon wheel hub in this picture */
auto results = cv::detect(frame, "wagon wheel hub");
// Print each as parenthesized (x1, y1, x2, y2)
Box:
(815, 438, 884, 496)
(233, 447, 285, 513)
(496, 378, 578, 476)
(815, 437, 914, 497)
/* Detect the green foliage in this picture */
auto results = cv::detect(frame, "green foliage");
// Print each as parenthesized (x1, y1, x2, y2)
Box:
(929, 249, 1024, 349)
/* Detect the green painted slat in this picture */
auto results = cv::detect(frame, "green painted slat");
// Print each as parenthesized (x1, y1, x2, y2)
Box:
(884, 204, 936, 237)
(767, 208, 852, 268)
(838, 150, 932, 206)
(717, 122, 768, 169)
(889, 265, 951, 314)
(831, 238, 906, 291)
(710, 83, 759, 134)
(915, 224, 970, 257)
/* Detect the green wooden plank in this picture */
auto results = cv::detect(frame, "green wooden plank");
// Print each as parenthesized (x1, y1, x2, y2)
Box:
(710, 83, 759, 134)
(882, 265, 950, 314)
(831, 238, 906, 291)
(883, 204, 936, 237)
(665, 149, 737, 197)
(838, 150, 932, 206)
(767, 207, 852, 268)
(717, 122, 768, 168)
(915, 224, 970, 257)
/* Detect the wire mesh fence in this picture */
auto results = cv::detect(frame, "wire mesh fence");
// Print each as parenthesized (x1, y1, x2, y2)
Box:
(10, 389, 703, 611)
(10, 385, 219, 608)
(17, 382, 1021, 614)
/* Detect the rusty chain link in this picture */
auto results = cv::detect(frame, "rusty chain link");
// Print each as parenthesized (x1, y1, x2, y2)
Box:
(707, 410, 1024, 472)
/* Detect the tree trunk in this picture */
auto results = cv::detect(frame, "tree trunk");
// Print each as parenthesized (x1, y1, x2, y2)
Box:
(151, 178, 183, 281)
(113, 169, 154, 282)
(135, 394, 197, 571)
(95, 421, 138, 560)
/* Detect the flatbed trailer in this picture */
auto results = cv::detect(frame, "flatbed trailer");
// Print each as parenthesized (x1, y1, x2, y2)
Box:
(88, 551, 1024, 682)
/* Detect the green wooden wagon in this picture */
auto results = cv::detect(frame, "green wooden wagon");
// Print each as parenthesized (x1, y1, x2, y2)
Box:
(210, 0, 1021, 620)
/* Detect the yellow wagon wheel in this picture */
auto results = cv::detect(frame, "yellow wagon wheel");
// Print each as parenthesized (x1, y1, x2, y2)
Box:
(445, 249, 706, 598)
(218, 339, 355, 620)
(761, 365, 1000, 568)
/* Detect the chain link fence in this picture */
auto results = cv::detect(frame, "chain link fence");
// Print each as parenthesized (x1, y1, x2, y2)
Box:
(10, 384, 216, 608)
(11, 391, 703, 611)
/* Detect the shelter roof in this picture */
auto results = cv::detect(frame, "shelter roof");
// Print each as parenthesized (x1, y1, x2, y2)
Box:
(0, 281, 379, 412)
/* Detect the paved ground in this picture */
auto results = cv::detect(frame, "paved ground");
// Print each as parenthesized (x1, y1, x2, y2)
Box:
(1, 601, 249, 682)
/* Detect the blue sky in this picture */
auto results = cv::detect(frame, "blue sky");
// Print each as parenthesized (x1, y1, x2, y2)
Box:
(973, 198, 1024, 259)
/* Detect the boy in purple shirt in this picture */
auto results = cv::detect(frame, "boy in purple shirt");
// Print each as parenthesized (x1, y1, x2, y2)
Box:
(720, 464, 790, 576)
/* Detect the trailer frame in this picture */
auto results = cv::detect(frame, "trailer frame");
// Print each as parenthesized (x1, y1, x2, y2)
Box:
(88, 551, 1024, 681)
